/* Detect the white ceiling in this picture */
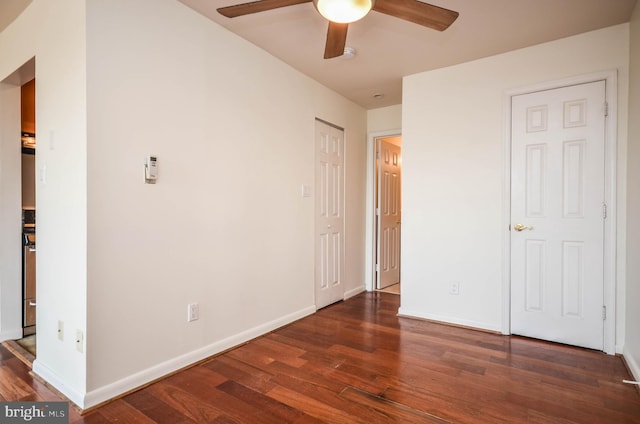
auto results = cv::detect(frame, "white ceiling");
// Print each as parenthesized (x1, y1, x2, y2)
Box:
(1, 1, 636, 109)
(0, 0, 32, 35)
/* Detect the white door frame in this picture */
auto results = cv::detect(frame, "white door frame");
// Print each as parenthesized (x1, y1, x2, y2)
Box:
(502, 71, 618, 354)
(365, 129, 402, 292)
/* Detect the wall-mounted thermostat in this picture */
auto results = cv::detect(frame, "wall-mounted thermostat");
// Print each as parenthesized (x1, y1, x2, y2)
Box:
(144, 156, 158, 184)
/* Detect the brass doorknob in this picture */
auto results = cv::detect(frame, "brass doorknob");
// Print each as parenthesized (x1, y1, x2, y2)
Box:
(514, 223, 534, 232)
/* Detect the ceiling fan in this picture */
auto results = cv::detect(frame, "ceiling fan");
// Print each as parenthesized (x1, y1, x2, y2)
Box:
(217, 0, 459, 59)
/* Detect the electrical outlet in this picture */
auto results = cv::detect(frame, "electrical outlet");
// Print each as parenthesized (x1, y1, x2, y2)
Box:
(449, 282, 460, 295)
(75, 330, 84, 353)
(187, 303, 199, 322)
(57, 320, 64, 341)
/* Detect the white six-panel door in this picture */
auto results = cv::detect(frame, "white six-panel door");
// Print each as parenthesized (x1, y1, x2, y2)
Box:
(315, 120, 345, 309)
(511, 81, 606, 350)
(377, 140, 402, 289)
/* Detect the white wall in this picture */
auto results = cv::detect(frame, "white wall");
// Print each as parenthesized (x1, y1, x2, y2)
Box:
(401, 25, 629, 336)
(367, 105, 402, 133)
(83, 0, 366, 407)
(625, 5, 640, 380)
(0, 0, 88, 400)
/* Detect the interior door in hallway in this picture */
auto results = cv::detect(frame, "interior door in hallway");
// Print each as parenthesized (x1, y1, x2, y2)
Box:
(376, 139, 401, 289)
(510, 80, 606, 350)
(315, 119, 345, 309)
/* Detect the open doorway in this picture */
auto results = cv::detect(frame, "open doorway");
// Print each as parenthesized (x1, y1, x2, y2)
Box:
(0, 58, 37, 363)
(366, 132, 402, 295)
(19, 78, 37, 357)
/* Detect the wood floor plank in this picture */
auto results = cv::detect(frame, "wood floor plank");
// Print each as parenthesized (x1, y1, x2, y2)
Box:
(204, 355, 276, 394)
(146, 380, 226, 422)
(253, 355, 348, 394)
(339, 386, 451, 423)
(123, 389, 197, 423)
(266, 382, 376, 424)
(505, 390, 636, 423)
(216, 380, 322, 423)
(161, 367, 281, 423)
(163, 363, 228, 391)
(1, 292, 638, 423)
(249, 337, 308, 368)
(0, 363, 33, 400)
(86, 399, 157, 423)
(384, 378, 502, 423)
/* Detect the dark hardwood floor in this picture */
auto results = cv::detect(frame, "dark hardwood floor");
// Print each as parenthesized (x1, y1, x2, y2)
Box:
(1, 292, 639, 423)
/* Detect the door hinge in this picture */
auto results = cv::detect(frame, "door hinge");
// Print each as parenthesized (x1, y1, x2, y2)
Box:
(375, 263, 380, 272)
(603, 203, 607, 219)
(604, 102, 609, 117)
(602, 306, 607, 320)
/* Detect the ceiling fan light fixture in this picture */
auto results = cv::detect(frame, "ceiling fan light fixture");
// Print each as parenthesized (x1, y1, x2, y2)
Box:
(313, 0, 375, 24)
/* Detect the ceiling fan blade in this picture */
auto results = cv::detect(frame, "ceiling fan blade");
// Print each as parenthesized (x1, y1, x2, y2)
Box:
(218, 0, 312, 18)
(373, 0, 459, 31)
(324, 22, 348, 59)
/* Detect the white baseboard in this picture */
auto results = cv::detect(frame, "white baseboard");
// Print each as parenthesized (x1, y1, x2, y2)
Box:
(344, 285, 366, 300)
(397, 307, 502, 333)
(623, 346, 640, 382)
(32, 359, 85, 407)
(38, 305, 316, 410)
